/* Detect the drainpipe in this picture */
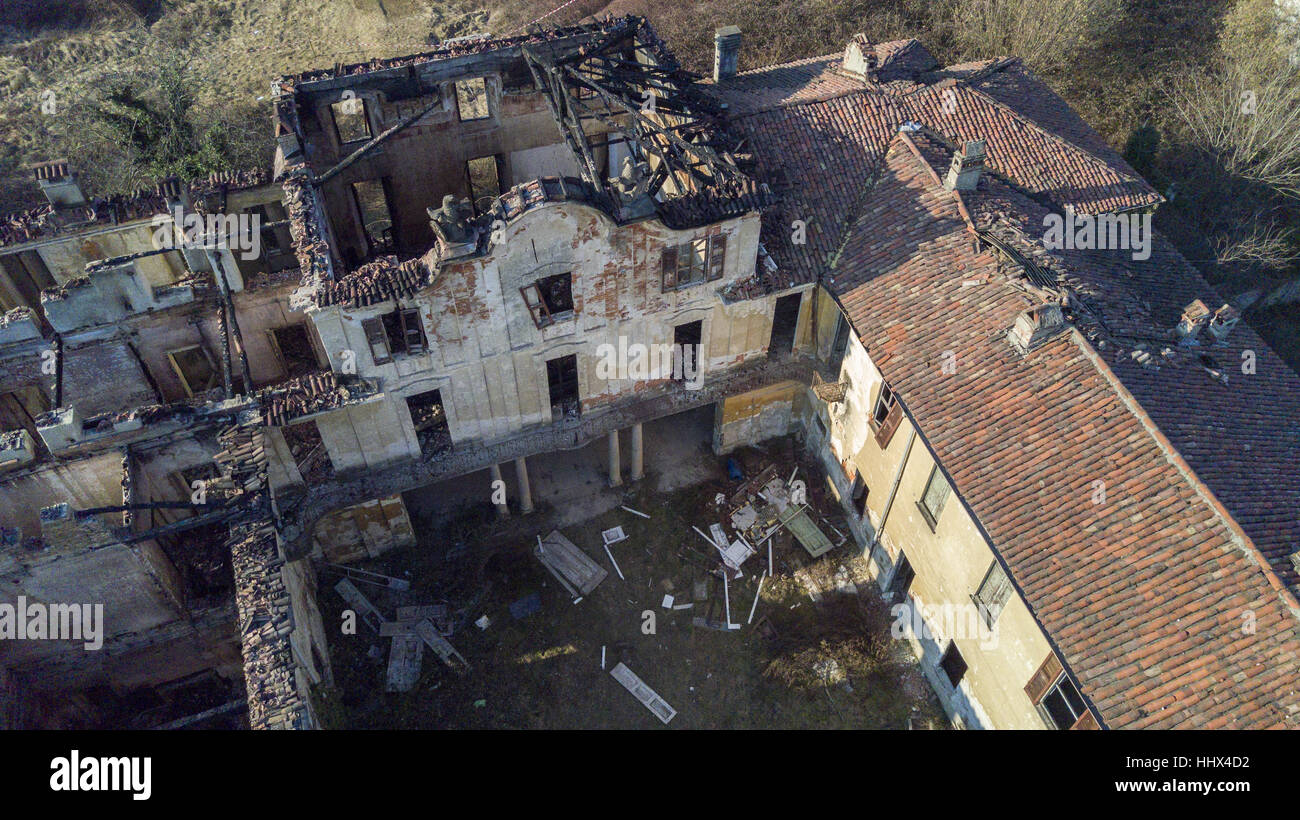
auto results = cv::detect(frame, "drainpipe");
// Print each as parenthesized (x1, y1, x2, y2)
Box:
(871, 421, 917, 555)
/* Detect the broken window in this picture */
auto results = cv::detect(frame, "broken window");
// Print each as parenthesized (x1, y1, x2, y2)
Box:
(351, 179, 394, 256)
(850, 474, 869, 517)
(405, 389, 452, 458)
(661, 234, 726, 291)
(973, 561, 1013, 628)
(546, 354, 580, 419)
(455, 77, 490, 121)
(872, 380, 903, 447)
(364, 308, 426, 363)
(466, 155, 502, 213)
(872, 382, 894, 426)
(268, 324, 320, 380)
(939, 642, 967, 688)
(330, 98, 372, 144)
(918, 465, 951, 529)
(673, 320, 702, 383)
(521, 272, 574, 329)
(167, 346, 218, 397)
(244, 204, 283, 255)
(281, 419, 334, 483)
(362, 317, 391, 365)
(888, 552, 915, 600)
(769, 292, 801, 357)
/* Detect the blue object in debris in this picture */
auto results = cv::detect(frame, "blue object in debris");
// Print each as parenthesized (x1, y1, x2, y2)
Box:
(726, 457, 744, 481)
(509, 592, 543, 620)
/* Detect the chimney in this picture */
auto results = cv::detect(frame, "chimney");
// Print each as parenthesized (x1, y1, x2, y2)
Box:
(1007, 303, 1065, 353)
(33, 161, 86, 208)
(1207, 303, 1241, 342)
(1176, 299, 1211, 343)
(713, 26, 742, 82)
(943, 140, 986, 191)
(842, 34, 879, 81)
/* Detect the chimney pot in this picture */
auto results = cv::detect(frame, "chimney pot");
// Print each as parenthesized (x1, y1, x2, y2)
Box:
(33, 160, 86, 207)
(714, 26, 742, 82)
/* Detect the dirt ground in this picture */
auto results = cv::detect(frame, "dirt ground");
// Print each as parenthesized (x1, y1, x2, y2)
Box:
(315, 438, 946, 729)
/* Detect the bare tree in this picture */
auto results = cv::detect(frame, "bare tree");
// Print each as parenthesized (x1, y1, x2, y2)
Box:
(931, 0, 1124, 72)
(1166, 59, 1300, 200)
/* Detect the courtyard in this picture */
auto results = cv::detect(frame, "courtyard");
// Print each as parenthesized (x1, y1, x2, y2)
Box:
(315, 416, 944, 729)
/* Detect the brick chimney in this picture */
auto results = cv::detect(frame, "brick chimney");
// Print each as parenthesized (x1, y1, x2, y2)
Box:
(1176, 299, 1211, 343)
(1207, 303, 1240, 342)
(713, 26, 742, 82)
(33, 161, 86, 208)
(943, 140, 986, 191)
(842, 34, 879, 81)
(1007, 303, 1065, 353)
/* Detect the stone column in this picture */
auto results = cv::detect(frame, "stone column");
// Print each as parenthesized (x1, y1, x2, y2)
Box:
(514, 456, 534, 514)
(489, 463, 509, 517)
(629, 423, 644, 481)
(608, 430, 622, 487)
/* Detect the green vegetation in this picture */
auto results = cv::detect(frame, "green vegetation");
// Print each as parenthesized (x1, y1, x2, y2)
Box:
(3, 0, 1298, 360)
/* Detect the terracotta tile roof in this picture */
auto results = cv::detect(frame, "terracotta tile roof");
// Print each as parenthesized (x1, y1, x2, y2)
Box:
(255, 371, 377, 427)
(704, 53, 865, 116)
(962, 173, 1300, 590)
(0, 169, 275, 249)
(896, 80, 1162, 213)
(828, 131, 1300, 729)
(314, 254, 433, 309)
(720, 55, 1160, 297)
(724, 92, 904, 297)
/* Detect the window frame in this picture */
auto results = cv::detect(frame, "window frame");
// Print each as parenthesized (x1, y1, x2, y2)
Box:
(972, 560, 1013, 628)
(917, 464, 951, 530)
(1037, 673, 1089, 729)
(662, 234, 727, 292)
(454, 76, 491, 122)
(330, 98, 372, 146)
(939, 641, 967, 688)
(362, 317, 391, 365)
(521, 272, 574, 329)
(167, 345, 218, 397)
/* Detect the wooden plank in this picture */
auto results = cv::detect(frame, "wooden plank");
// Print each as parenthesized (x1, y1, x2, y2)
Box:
(334, 578, 387, 633)
(414, 619, 468, 669)
(784, 508, 834, 558)
(536, 530, 608, 596)
(386, 635, 423, 692)
(610, 662, 676, 724)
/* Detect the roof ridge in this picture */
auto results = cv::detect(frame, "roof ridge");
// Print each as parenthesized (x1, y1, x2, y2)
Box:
(944, 81, 1152, 190)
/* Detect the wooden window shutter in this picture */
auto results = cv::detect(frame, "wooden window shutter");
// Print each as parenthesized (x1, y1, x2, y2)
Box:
(874, 399, 904, 448)
(661, 246, 678, 291)
(707, 234, 726, 281)
(520, 284, 551, 328)
(362, 317, 391, 365)
(1071, 710, 1099, 730)
(1024, 653, 1064, 704)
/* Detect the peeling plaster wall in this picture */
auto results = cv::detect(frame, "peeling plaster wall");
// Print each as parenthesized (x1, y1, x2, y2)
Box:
(309, 205, 766, 464)
(32, 222, 184, 287)
(311, 396, 420, 473)
(799, 298, 1058, 730)
(311, 494, 414, 563)
(713, 379, 803, 453)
